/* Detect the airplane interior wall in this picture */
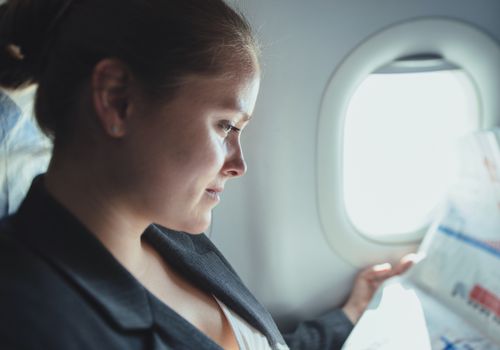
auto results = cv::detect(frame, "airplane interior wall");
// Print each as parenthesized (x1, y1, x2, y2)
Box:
(213, 0, 500, 328)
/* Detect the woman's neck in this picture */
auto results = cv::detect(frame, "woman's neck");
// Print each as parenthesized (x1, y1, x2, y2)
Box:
(43, 154, 151, 278)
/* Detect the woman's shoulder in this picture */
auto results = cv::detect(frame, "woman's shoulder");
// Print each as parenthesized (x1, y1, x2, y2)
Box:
(0, 217, 52, 285)
(0, 219, 144, 349)
(0, 217, 82, 310)
(0, 220, 78, 346)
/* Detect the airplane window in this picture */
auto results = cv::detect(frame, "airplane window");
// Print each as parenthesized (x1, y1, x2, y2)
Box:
(318, 17, 500, 264)
(343, 61, 479, 238)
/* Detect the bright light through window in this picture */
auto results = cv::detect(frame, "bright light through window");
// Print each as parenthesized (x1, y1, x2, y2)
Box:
(343, 70, 479, 238)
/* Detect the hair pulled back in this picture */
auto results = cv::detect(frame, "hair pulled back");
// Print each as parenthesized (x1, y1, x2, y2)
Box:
(0, 0, 259, 141)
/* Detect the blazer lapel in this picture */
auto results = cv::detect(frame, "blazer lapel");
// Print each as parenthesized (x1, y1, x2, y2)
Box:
(144, 225, 286, 348)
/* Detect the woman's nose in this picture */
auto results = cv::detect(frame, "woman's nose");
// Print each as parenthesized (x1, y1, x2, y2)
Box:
(222, 142, 247, 178)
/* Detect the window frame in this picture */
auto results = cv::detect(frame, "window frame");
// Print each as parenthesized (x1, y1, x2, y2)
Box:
(317, 17, 500, 266)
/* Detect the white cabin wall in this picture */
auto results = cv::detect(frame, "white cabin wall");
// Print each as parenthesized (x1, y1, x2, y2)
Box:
(213, 0, 500, 326)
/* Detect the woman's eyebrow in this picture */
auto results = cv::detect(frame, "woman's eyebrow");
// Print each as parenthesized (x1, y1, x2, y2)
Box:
(233, 111, 252, 126)
(241, 113, 252, 122)
(217, 100, 253, 121)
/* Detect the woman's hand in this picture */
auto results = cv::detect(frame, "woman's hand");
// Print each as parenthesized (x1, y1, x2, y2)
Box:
(341, 254, 416, 324)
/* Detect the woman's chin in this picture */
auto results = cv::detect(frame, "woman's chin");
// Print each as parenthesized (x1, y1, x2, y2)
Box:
(186, 219, 211, 235)
(156, 210, 212, 235)
(160, 216, 211, 235)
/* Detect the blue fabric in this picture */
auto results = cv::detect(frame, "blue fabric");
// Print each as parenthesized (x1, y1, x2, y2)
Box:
(0, 88, 52, 217)
(0, 91, 21, 216)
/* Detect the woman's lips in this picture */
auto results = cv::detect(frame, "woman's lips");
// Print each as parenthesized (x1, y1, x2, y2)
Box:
(205, 188, 222, 201)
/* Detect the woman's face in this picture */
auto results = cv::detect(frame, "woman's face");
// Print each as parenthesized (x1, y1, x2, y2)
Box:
(123, 67, 260, 234)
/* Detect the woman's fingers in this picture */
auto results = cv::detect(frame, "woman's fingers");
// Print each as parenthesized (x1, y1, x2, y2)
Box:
(362, 263, 394, 282)
(393, 253, 420, 274)
(363, 254, 417, 285)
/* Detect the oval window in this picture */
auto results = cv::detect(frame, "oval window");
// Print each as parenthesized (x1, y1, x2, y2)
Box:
(343, 57, 480, 238)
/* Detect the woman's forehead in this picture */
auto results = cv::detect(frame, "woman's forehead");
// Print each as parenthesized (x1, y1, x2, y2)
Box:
(175, 70, 260, 106)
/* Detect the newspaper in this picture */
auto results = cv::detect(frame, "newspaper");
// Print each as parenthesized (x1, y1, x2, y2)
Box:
(342, 129, 500, 350)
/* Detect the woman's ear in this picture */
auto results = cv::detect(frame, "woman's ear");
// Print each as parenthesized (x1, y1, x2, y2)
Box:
(91, 59, 133, 138)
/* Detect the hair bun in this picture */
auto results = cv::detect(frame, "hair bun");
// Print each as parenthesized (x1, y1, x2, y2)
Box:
(0, 0, 72, 89)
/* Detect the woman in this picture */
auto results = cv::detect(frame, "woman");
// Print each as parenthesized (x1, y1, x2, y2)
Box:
(0, 0, 411, 349)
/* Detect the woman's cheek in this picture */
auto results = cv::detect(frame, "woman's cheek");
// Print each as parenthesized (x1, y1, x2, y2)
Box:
(211, 142, 228, 171)
(208, 132, 228, 166)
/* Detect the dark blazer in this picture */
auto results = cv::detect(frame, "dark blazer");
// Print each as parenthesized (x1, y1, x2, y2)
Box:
(0, 177, 352, 349)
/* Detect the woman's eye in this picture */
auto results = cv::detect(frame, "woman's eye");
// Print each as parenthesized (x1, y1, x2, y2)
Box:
(219, 121, 241, 135)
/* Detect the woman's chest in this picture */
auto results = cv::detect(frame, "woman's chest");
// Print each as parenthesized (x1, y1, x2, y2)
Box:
(140, 249, 240, 350)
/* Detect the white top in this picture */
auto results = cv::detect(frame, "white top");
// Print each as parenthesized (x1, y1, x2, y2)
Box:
(214, 297, 289, 350)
